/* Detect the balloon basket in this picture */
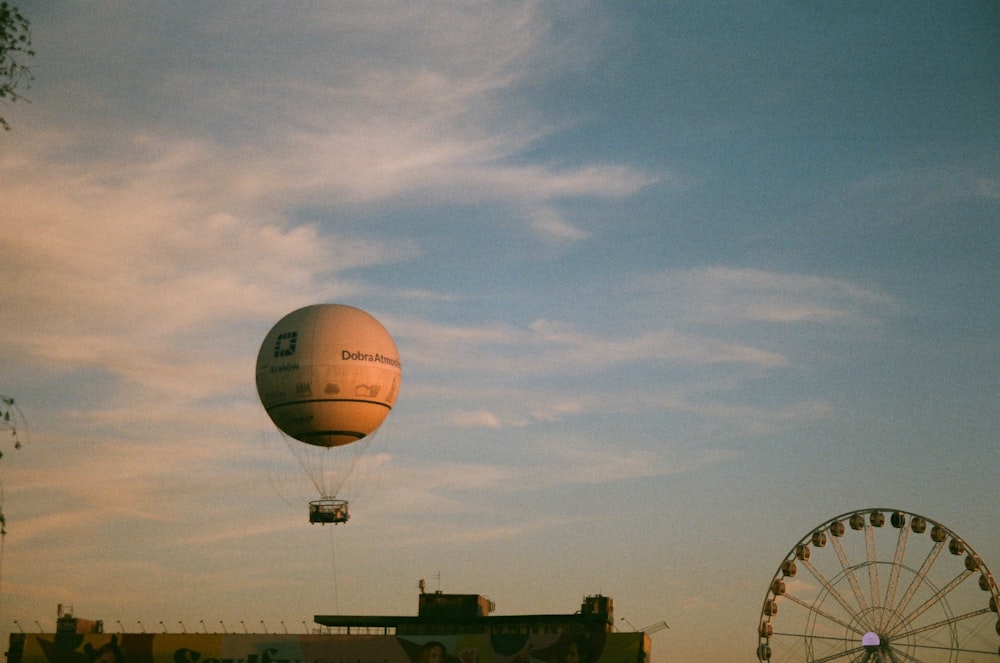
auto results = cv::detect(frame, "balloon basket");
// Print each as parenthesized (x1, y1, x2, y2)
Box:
(309, 498, 350, 525)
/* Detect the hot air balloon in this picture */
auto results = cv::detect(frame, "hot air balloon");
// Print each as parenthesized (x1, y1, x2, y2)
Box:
(255, 304, 401, 524)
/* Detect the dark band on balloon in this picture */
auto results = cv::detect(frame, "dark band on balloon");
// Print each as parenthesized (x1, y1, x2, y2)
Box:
(300, 431, 366, 441)
(267, 398, 393, 410)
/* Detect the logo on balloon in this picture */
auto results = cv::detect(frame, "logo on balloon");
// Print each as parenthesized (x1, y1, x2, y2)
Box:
(273, 331, 298, 358)
(341, 349, 400, 367)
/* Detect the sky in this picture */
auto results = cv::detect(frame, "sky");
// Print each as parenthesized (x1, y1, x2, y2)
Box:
(1, 1, 998, 660)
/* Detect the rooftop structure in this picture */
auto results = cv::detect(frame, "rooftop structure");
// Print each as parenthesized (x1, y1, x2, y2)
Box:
(315, 590, 616, 635)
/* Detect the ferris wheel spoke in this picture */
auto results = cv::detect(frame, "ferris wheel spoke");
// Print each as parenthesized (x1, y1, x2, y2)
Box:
(881, 646, 920, 663)
(765, 630, 809, 660)
(889, 568, 974, 636)
(782, 591, 864, 634)
(891, 538, 945, 619)
(768, 630, 865, 661)
(882, 523, 909, 625)
(801, 557, 872, 632)
(891, 605, 993, 644)
(863, 524, 882, 614)
(830, 534, 873, 621)
(899, 640, 998, 658)
(807, 644, 866, 663)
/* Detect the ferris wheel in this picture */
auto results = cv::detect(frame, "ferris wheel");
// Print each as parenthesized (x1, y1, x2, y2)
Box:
(757, 508, 1000, 662)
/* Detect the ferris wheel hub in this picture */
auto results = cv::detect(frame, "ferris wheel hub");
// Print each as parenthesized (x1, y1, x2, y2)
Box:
(861, 631, 880, 651)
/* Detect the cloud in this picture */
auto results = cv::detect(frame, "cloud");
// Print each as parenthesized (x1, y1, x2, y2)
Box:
(541, 443, 714, 484)
(0, 137, 421, 404)
(851, 163, 1000, 208)
(398, 311, 787, 383)
(448, 410, 505, 429)
(18, 1, 660, 249)
(387, 266, 888, 445)
(976, 177, 1000, 199)
(527, 207, 591, 245)
(526, 318, 789, 368)
(535, 264, 887, 397)
(636, 266, 898, 326)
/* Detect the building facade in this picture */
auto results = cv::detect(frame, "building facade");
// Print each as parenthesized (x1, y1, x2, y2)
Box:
(7, 594, 651, 663)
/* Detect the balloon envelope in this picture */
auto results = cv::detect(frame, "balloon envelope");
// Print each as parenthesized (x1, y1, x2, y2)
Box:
(256, 304, 401, 447)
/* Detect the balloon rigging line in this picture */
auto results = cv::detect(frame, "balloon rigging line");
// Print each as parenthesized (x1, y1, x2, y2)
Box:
(328, 525, 340, 615)
(260, 424, 299, 508)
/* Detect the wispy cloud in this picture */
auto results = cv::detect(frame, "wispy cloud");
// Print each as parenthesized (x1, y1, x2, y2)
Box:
(636, 266, 898, 326)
